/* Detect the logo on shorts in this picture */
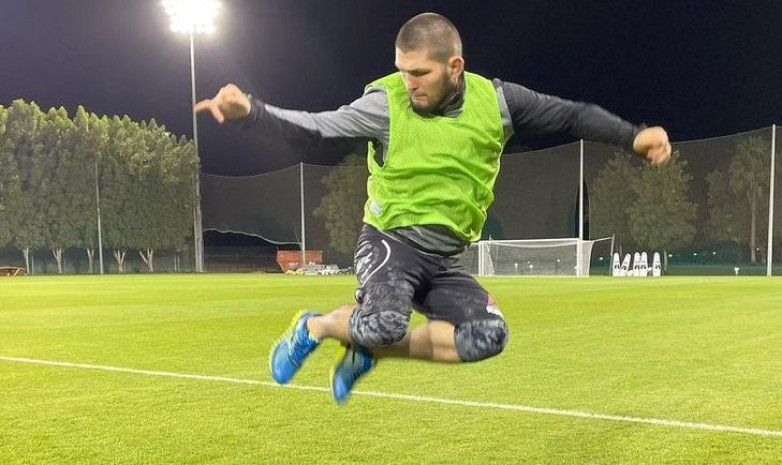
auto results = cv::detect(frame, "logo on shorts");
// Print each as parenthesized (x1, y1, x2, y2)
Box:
(355, 251, 374, 279)
(486, 296, 504, 317)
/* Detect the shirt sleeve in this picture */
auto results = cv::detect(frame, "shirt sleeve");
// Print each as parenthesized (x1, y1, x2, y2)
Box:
(498, 79, 642, 153)
(239, 88, 389, 146)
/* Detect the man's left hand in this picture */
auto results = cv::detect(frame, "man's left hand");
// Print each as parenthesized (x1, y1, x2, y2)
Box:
(633, 126, 671, 166)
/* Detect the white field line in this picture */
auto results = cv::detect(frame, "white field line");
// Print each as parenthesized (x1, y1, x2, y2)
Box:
(2, 355, 781, 439)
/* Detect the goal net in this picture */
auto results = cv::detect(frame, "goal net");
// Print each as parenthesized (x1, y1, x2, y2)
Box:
(458, 238, 612, 277)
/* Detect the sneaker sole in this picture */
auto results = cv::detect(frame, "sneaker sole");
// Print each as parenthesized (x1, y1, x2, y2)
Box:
(329, 344, 350, 404)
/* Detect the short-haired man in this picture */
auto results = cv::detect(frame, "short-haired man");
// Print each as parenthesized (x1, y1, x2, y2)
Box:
(196, 13, 671, 404)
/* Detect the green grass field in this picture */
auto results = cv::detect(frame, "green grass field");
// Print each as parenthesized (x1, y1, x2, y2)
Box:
(2, 274, 782, 464)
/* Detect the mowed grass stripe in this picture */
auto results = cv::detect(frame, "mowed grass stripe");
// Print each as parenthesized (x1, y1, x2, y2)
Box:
(3, 355, 782, 439)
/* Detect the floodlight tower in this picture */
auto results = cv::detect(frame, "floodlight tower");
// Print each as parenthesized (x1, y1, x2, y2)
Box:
(162, 0, 220, 272)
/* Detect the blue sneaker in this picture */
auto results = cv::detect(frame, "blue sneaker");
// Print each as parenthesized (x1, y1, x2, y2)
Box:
(269, 311, 321, 384)
(330, 343, 374, 404)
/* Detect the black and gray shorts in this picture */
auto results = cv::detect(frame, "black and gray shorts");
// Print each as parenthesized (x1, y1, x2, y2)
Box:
(348, 224, 507, 360)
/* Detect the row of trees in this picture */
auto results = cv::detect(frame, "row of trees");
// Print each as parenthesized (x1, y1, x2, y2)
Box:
(0, 99, 197, 273)
(592, 135, 781, 266)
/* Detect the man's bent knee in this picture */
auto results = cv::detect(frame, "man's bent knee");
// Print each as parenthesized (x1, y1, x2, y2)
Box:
(454, 319, 509, 362)
(349, 308, 409, 347)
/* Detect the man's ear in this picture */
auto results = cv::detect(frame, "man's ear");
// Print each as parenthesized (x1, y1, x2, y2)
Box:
(448, 56, 465, 77)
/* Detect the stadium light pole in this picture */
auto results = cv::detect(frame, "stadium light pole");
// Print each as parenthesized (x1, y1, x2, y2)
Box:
(767, 124, 776, 277)
(162, 0, 220, 273)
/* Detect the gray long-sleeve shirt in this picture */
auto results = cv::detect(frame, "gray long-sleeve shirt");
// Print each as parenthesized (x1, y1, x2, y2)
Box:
(241, 76, 642, 255)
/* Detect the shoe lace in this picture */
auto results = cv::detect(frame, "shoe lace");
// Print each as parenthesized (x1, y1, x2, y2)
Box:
(288, 326, 314, 364)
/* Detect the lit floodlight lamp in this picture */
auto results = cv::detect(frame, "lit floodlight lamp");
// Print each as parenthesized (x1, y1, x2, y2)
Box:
(162, 0, 220, 34)
(161, 0, 220, 272)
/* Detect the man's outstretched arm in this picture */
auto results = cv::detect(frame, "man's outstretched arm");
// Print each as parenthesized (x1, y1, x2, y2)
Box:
(194, 83, 389, 147)
(500, 80, 671, 166)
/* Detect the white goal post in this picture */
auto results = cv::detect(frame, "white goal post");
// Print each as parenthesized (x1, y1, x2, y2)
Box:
(457, 237, 613, 277)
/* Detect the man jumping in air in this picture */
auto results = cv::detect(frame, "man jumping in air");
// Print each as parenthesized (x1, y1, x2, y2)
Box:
(195, 12, 671, 404)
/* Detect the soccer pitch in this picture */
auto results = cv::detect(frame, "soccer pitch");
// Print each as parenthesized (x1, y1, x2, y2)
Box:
(1, 274, 781, 464)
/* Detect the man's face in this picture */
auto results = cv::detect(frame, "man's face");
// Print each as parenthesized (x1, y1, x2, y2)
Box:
(395, 48, 461, 113)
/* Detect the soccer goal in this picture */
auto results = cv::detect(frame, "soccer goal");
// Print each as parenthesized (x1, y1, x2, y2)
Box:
(458, 237, 612, 277)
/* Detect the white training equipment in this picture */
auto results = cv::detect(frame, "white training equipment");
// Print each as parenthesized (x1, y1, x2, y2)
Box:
(652, 252, 662, 277)
(620, 254, 631, 277)
(612, 253, 621, 276)
(632, 252, 641, 277)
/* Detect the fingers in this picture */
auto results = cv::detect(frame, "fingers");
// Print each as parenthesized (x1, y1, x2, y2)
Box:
(662, 141, 672, 162)
(633, 126, 671, 166)
(648, 141, 672, 166)
(209, 102, 226, 124)
(193, 84, 251, 123)
(194, 98, 225, 124)
(193, 99, 211, 114)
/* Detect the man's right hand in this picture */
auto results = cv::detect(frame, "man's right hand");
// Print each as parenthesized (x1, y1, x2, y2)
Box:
(194, 83, 252, 124)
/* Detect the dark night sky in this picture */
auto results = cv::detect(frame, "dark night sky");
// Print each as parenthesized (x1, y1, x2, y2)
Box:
(1, 0, 781, 175)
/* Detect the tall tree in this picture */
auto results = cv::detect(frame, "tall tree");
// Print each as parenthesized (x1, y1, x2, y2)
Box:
(314, 153, 367, 255)
(0, 105, 20, 249)
(71, 108, 108, 273)
(6, 100, 49, 272)
(128, 119, 159, 271)
(590, 150, 641, 256)
(627, 151, 697, 269)
(706, 166, 745, 261)
(101, 115, 140, 272)
(728, 135, 771, 264)
(159, 135, 197, 268)
(131, 121, 196, 272)
(40, 106, 85, 274)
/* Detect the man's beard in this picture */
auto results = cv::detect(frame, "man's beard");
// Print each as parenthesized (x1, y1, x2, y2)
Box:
(410, 76, 458, 114)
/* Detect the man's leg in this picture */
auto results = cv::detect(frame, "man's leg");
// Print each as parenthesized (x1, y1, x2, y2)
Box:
(322, 240, 508, 403)
(410, 266, 510, 364)
(325, 226, 437, 402)
(268, 305, 356, 386)
(309, 304, 461, 362)
(309, 308, 460, 361)
(312, 305, 506, 363)
(344, 312, 507, 364)
(270, 225, 419, 388)
(272, 273, 507, 389)
(369, 319, 461, 362)
(307, 305, 354, 342)
(327, 294, 508, 403)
